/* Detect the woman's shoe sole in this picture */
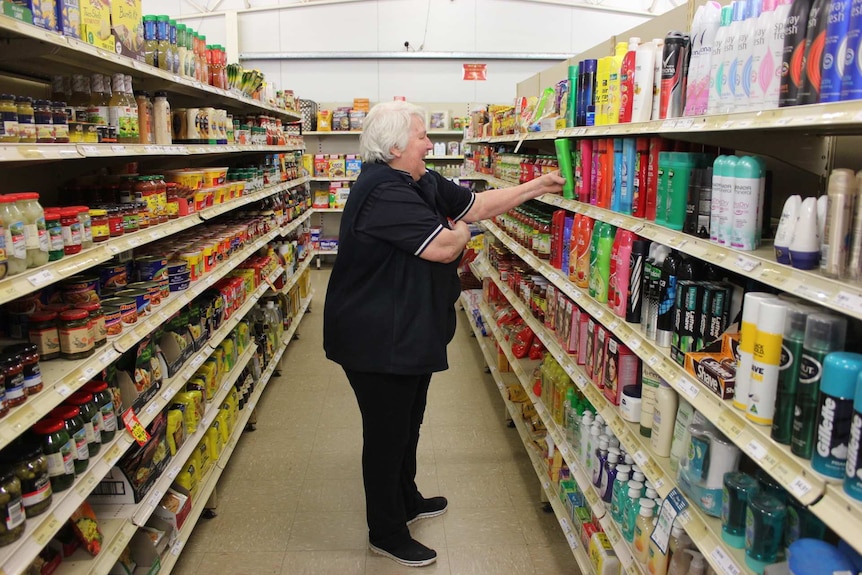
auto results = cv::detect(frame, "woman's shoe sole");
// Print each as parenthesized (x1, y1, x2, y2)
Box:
(369, 543, 437, 567)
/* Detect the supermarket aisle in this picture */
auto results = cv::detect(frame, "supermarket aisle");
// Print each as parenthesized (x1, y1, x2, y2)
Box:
(170, 267, 576, 575)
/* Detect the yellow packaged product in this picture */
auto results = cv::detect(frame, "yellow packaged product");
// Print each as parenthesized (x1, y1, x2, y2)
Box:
(236, 322, 250, 350)
(166, 408, 186, 456)
(196, 361, 218, 401)
(175, 459, 200, 500)
(79, 0, 113, 51)
(177, 390, 204, 420)
(216, 409, 231, 444)
(222, 387, 239, 426)
(204, 357, 221, 390)
(220, 339, 235, 371)
(205, 426, 222, 461)
(171, 393, 201, 434)
(195, 439, 211, 472)
(186, 375, 208, 403)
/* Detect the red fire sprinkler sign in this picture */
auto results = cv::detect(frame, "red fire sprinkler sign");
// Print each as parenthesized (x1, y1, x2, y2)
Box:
(463, 64, 487, 81)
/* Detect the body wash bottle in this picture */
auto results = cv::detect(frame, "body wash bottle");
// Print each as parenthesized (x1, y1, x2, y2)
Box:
(611, 466, 631, 521)
(634, 499, 656, 565)
(651, 379, 678, 456)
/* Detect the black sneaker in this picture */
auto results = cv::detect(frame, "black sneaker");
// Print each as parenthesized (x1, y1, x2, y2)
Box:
(407, 496, 448, 525)
(369, 538, 437, 567)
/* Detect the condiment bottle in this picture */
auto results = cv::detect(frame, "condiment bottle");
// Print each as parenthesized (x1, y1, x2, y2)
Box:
(135, 91, 154, 144)
(16, 96, 35, 143)
(33, 99, 53, 143)
(0, 353, 25, 408)
(153, 91, 172, 145)
(87, 74, 109, 127)
(75, 206, 93, 249)
(52, 101, 69, 143)
(3, 343, 42, 396)
(123, 75, 139, 143)
(0, 94, 19, 143)
(27, 311, 59, 361)
(156, 16, 171, 70)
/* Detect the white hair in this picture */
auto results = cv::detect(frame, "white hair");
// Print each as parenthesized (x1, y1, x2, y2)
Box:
(359, 101, 426, 163)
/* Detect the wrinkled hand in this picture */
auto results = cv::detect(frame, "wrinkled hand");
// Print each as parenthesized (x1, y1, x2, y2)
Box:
(535, 170, 566, 196)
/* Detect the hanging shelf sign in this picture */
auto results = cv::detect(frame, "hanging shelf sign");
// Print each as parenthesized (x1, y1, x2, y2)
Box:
(463, 63, 487, 80)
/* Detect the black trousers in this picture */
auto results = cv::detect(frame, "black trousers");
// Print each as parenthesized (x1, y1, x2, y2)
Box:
(344, 369, 431, 548)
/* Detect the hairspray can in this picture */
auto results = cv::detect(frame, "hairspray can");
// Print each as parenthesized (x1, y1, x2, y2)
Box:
(567, 64, 579, 127)
(660, 32, 691, 119)
(818, 0, 852, 103)
(734, 292, 778, 412)
(821, 168, 855, 278)
(582, 59, 598, 127)
(627, 239, 650, 323)
(747, 299, 790, 426)
(812, 352, 862, 478)
(797, 0, 828, 105)
(792, 313, 848, 459)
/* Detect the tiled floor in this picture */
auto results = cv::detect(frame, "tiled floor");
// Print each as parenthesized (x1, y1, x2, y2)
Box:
(172, 267, 577, 574)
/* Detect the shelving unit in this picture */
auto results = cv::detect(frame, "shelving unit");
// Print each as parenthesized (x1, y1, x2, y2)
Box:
(0, 143, 304, 163)
(459, 291, 596, 575)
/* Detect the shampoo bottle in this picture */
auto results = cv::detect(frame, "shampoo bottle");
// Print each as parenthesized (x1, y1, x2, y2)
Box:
(640, 364, 661, 438)
(812, 352, 862, 478)
(613, 230, 635, 318)
(619, 37, 640, 123)
(632, 138, 650, 217)
(575, 139, 594, 202)
(791, 313, 848, 459)
(608, 42, 628, 124)
(747, 299, 790, 426)
(627, 239, 650, 323)
(611, 138, 624, 212)
(734, 292, 778, 412)
(819, 0, 853, 102)
(634, 499, 656, 564)
(592, 223, 615, 304)
(789, 196, 821, 269)
(774, 194, 802, 263)
(566, 64, 578, 127)
(651, 38, 666, 120)
(633, 41, 656, 122)
(651, 379, 678, 457)
(821, 168, 856, 278)
(554, 138, 576, 200)
(621, 137, 637, 214)
(575, 215, 594, 288)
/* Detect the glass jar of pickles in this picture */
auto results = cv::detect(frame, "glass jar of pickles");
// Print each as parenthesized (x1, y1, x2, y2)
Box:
(83, 380, 116, 443)
(48, 406, 88, 475)
(28, 311, 59, 361)
(64, 392, 101, 457)
(16, 97, 35, 143)
(31, 419, 74, 492)
(3, 443, 51, 518)
(0, 469, 24, 546)
(0, 94, 18, 143)
(58, 309, 93, 360)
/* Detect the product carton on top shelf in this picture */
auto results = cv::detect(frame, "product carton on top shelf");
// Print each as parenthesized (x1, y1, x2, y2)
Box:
(17, 0, 57, 30)
(110, 0, 144, 61)
(79, 0, 114, 50)
(56, 0, 80, 38)
(1, 1, 33, 23)
(684, 331, 739, 400)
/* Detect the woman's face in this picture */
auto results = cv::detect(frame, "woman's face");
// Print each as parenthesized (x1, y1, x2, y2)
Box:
(389, 115, 433, 181)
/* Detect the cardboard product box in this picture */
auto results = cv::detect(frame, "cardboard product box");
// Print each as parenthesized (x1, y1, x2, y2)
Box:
(672, 281, 705, 366)
(328, 155, 345, 178)
(56, 0, 80, 37)
(577, 310, 590, 365)
(110, 0, 143, 61)
(331, 107, 350, 131)
(319, 238, 338, 252)
(580, 522, 600, 551)
(115, 335, 161, 414)
(352, 98, 370, 112)
(313, 154, 328, 177)
(698, 282, 732, 350)
(566, 300, 579, 356)
(345, 155, 362, 178)
(603, 337, 640, 405)
(16, 0, 57, 29)
(592, 323, 607, 388)
(80, 0, 114, 50)
(348, 111, 365, 131)
(1, 1, 33, 23)
(685, 332, 739, 400)
(545, 284, 556, 331)
(301, 154, 314, 176)
(589, 532, 620, 575)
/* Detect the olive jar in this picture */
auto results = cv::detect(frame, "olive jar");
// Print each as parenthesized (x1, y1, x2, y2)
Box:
(47, 406, 89, 475)
(0, 469, 24, 546)
(31, 419, 74, 492)
(2, 442, 51, 518)
(64, 392, 101, 457)
(83, 380, 117, 443)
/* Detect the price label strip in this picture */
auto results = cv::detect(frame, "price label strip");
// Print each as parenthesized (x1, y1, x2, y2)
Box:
(122, 408, 151, 446)
(650, 488, 689, 554)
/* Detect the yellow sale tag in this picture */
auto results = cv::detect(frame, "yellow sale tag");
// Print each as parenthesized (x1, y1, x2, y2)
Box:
(122, 408, 150, 446)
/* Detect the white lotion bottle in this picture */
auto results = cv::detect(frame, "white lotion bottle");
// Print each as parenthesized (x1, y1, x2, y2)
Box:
(651, 379, 678, 457)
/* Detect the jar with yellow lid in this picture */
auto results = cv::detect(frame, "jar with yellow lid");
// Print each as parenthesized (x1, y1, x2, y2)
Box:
(0, 94, 18, 143)
(89, 209, 109, 243)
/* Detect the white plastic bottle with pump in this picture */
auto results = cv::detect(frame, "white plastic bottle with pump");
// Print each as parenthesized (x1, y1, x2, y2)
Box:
(632, 41, 656, 122)
(651, 38, 666, 120)
(651, 379, 678, 457)
(734, 0, 758, 111)
(685, 2, 723, 116)
(633, 498, 656, 565)
(708, 6, 734, 114)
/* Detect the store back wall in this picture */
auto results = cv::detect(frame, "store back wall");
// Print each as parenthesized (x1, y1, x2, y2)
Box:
(142, 0, 679, 103)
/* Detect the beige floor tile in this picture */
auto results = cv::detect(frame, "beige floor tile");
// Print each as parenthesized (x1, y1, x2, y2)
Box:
(442, 507, 526, 547)
(280, 550, 366, 575)
(528, 544, 584, 575)
(195, 552, 285, 575)
(446, 544, 537, 575)
(296, 478, 367, 512)
(184, 509, 293, 553)
(286, 511, 369, 551)
(366, 546, 451, 574)
(436, 471, 513, 509)
(220, 437, 311, 482)
(171, 549, 203, 574)
(425, 400, 500, 429)
(311, 425, 364, 455)
(514, 504, 573, 547)
(305, 451, 363, 478)
(504, 471, 548, 507)
(218, 479, 303, 515)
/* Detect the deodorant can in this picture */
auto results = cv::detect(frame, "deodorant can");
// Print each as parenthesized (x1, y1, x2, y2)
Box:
(811, 352, 862, 478)
(792, 313, 848, 459)
(734, 292, 778, 412)
(627, 239, 651, 324)
(659, 32, 691, 119)
(772, 305, 811, 444)
(844, 369, 862, 501)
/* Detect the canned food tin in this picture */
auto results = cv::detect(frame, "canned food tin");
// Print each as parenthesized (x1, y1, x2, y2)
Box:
(115, 289, 150, 318)
(101, 297, 137, 325)
(98, 263, 128, 291)
(103, 306, 122, 336)
(135, 255, 167, 282)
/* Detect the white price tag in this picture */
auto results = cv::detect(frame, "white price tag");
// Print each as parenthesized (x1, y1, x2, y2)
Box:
(99, 348, 119, 366)
(560, 517, 571, 532)
(676, 118, 694, 129)
(746, 439, 768, 461)
(82, 365, 98, 380)
(796, 283, 831, 301)
(107, 244, 121, 255)
(737, 120, 753, 129)
(634, 450, 649, 467)
(711, 546, 742, 575)
(162, 388, 174, 401)
(576, 374, 588, 389)
(128, 236, 142, 247)
(721, 120, 735, 130)
(147, 489, 163, 510)
(774, 117, 791, 126)
(611, 217, 624, 228)
(56, 384, 73, 397)
(629, 338, 641, 351)
(111, 145, 126, 155)
(557, 129, 566, 138)
(150, 230, 161, 241)
(678, 378, 700, 399)
(27, 269, 56, 287)
(81, 145, 98, 155)
(171, 539, 184, 556)
(654, 477, 665, 490)
(145, 402, 159, 415)
(835, 291, 862, 315)
(661, 119, 677, 130)
(542, 480, 551, 491)
(648, 355, 660, 367)
(735, 255, 760, 272)
(191, 354, 205, 369)
(168, 465, 181, 480)
(788, 475, 813, 498)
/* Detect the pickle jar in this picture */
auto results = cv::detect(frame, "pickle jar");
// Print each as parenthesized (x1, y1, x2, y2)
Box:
(76, 302, 105, 349)
(45, 210, 64, 261)
(0, 469, 24, 546)
(0, 354, 25, 409)
(75, 206, 93, 249)
(48, 406, 88, 475)
(31, 419, 74, 492)
(28, 311, 59, 361)
(83, 380, 117, 443)
(34, 99, 53, 143)
(15, 96, 35, 143)
(3, 443, 51, 518)
(58, 309, 94, 360)
(0, 94, 18, 143)
(64, 392, 101, 457)
(3, 344, 41, 396)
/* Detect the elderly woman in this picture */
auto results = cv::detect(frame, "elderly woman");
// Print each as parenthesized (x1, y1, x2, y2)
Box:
(323, 100, 564, 567)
